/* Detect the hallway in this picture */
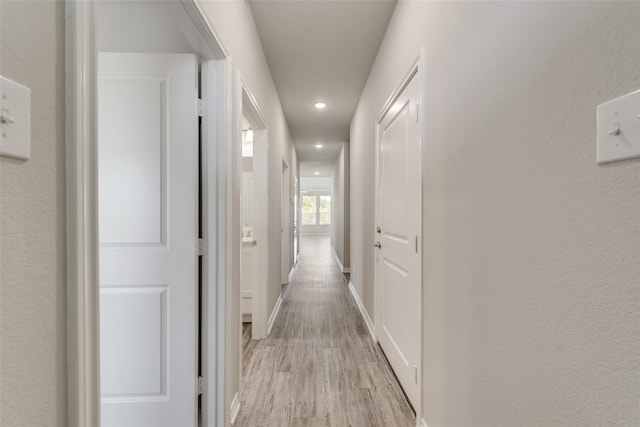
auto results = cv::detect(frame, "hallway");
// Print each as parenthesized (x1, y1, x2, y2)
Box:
(235, 236, 415, 426)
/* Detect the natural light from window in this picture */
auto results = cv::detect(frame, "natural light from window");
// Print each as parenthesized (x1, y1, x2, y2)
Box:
(302, 194, 331, 225)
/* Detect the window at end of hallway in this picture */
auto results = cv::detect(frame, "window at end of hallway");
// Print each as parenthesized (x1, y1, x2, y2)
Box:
(302, 194, 330, 225)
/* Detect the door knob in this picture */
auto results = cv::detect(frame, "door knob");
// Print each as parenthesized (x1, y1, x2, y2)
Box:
(374, 242, 381, 249)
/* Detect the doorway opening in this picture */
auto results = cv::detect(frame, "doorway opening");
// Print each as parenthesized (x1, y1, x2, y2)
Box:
(66, 1, 230, 426)
(234, 79, 270, 423)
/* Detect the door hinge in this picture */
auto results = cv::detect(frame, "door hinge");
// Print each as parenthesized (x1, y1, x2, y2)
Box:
(197, 376, 205, 395)
(198, 98, 204, 117)
(415, 103, 420, 122)
(414, 366, 418, 384)
(197, 238, 204, 256)
(415, 235, 418, 253)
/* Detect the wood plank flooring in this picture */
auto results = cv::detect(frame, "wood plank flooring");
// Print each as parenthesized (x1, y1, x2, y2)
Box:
(235, 236, 415, 427)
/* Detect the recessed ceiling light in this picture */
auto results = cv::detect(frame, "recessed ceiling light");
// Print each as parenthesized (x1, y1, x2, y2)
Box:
(314, 102, 326, 110)
(315, 144, 323, 149)
(314, 172, 320, 175)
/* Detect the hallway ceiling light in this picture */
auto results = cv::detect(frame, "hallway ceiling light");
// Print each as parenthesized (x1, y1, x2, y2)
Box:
(315, 144, 323, 149)
(314, 102, 326, 110)
(314, 172, 320, 175)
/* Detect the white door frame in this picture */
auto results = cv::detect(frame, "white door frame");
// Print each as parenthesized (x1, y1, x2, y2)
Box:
(236, 76, 269, 341)
(373, 49, 425, 427)
(65, 1, 231, 426)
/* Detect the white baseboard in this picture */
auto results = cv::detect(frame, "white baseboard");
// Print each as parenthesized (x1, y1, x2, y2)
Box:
(348, 281, 376, 341)
(288, 264, 296, 283)
(230, 392, 240, 425)
(330, 244, 350, 274)
(267, 293, 283, 336)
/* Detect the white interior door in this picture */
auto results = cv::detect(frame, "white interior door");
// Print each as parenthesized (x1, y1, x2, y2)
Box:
(375, 73, 421, 407)
(281, 161, 290, 284)
(98, 52, 199, 427)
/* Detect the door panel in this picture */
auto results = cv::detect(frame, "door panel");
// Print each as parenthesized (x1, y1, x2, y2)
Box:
(98, 77, 165, 245)
(98, 52, 198, 427)
(381, 101, 409, 240)
(376, 73, 421, 407)
(101, 286, 167, 397)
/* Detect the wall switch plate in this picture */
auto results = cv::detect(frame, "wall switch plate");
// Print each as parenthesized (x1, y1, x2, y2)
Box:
(597, 89, 640, 165)
(0, 76, 31, 160)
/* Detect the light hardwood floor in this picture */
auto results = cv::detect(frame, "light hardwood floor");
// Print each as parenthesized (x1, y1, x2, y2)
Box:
(236, 236, 415, 427)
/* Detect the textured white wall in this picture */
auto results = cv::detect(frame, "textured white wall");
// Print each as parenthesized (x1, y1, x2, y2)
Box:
(0, 1, 67, 425)
(351, 1, 640, 425)
(199, 1, 298, 422)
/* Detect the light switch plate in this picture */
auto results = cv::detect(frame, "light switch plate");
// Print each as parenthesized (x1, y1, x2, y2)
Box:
(597, 89, 640, 165)
(0, 76, 31, 160)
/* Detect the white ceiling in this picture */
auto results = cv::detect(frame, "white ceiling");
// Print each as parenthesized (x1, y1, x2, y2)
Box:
(300, 161, 335, 178)
(249, 0, 397, 163)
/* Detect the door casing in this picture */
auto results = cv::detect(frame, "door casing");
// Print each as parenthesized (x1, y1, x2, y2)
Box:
(374, 49, 426, 427)
(236, 77, 269, 341)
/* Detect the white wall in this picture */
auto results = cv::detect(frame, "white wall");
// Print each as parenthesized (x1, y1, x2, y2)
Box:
(330, 143, 349, 270)
(351, 2, 640, 425)
(199, 1, 298, 422)
(300, 176, 330, 190)
(0, 1, 67, 425)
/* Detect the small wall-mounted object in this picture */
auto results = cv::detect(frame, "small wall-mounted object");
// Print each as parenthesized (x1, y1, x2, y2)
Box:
(0, 76, 31, 160)
(597, 89, 640, 164)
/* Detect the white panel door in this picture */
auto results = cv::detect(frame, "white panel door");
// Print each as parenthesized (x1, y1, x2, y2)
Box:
(98, 53, 198, 427)
(281, 162, 290, 284)
(376, 73, 421, 407)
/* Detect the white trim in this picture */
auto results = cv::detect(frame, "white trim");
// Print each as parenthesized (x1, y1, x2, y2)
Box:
(201, 57, 232, 427)
(330, 243, 345, 273)
(65, 2, 100, 426)
(229, 392, 240, 425)
(348, 282, 376, 341)
(266, 294, 283, 336)
(330, 243, 350, 273)
(288, 265, 296, 283)
(165, 0, 228, 59)
(421, 419, 429, 427)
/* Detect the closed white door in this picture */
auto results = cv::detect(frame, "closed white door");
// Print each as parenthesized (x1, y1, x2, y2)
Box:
(281, 161, 290, 284)
(98, 53, 199, 427)
(375, 72, 421, 407)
